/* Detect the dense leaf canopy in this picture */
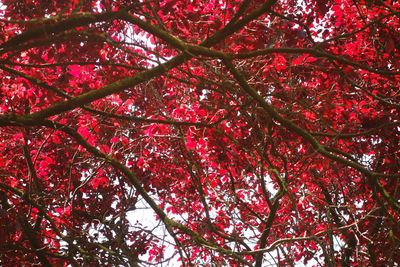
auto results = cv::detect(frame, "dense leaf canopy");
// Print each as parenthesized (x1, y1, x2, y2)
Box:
(0, 0, 399, 266)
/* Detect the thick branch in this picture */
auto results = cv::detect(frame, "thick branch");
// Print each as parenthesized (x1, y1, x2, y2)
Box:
(0, 11, 123, 52)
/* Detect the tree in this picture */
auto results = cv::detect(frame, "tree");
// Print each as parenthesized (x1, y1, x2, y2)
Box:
(0, 0, 399, 266)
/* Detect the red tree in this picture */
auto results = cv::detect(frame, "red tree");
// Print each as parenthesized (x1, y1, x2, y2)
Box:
(0, 0, 399, 266)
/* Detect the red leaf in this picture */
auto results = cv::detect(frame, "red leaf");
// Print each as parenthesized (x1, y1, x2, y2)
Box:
(68, 65, 81, 78)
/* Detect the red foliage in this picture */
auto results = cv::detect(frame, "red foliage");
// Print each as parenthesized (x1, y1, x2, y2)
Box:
(0, 0, 399, 266)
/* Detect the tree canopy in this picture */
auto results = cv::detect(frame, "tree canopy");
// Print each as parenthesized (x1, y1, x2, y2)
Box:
(0, 0, 399, 266)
